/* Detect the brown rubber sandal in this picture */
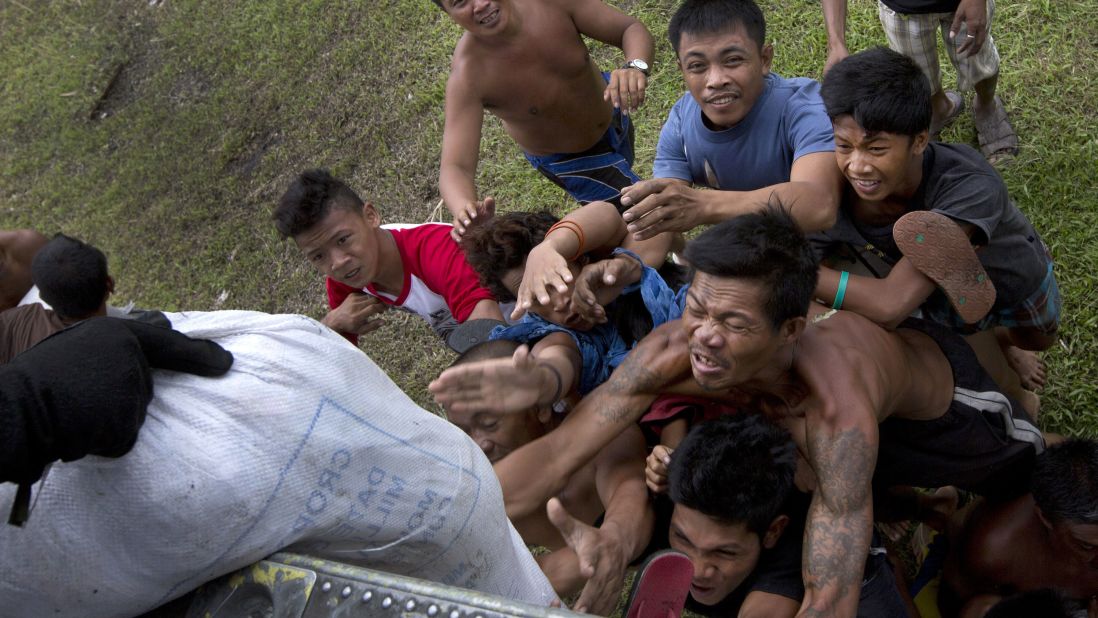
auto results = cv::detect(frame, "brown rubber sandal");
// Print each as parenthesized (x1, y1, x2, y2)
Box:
(974, 95, 1018, 166)
(893, 210, 996, 324)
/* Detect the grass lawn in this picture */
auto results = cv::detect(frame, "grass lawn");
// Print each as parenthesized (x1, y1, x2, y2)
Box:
(1, 0, 1096, 611)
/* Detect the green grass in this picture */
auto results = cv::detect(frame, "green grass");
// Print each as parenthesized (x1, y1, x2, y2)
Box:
(2, 0, 1096, 615)
(2, 0, 1093, 431)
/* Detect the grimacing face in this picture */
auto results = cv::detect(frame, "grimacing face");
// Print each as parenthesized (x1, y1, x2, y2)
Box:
(294, 204, 384, 291)
(669, 504, 771, 606)
(676, 26, 773, 130)
(832, 114, 927, 204)
(441, 0, 510, 35)
(681, 273, 790, 392)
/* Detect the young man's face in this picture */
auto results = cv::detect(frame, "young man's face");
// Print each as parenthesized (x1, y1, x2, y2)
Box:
(501, 264, 598, 332)
(669, 504, 767, 606)
(0, 228, 48, 310)
(676, 25, 773, 130)
(441, 0, 509, 34)
(293, 203, 384, 290)
(832, 115, 928, 203)
(681, 272, 795, 392)
(445, 404, 547, 463)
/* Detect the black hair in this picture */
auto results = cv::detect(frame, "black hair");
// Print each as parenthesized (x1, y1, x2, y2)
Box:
(668, 0, 766, 54)
(31, 234, 110, 320)
(274, 169, 366, 239)
(1031, 438, 1098, 524)
(451, 339, 520, 367)
(821, 46, 932, 136)
(668, 414, 796, 535)
(430, 0, 443, 7)
(682, 204, 818, 330)
(460, 210, 559, 303)
(984, 589, 1080, 618)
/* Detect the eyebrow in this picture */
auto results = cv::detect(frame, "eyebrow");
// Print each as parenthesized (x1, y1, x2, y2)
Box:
(683, 45, 747, 60)
(685, 290, 752, 322)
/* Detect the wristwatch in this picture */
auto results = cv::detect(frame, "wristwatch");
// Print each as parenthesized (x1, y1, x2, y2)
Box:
(622, 59, 650, 76)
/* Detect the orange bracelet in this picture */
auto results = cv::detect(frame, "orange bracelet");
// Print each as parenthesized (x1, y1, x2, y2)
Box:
(546, 219, 586, 261)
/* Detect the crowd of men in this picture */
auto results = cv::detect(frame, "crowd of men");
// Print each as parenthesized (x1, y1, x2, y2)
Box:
(2, 0, 1094, 617)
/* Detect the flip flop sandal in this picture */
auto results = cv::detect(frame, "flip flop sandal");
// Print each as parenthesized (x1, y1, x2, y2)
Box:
(624, 550, 693, 618)
(974, 95, 1019, 165)
(893, 210, 996, 324)
(930, 90, 964, 140)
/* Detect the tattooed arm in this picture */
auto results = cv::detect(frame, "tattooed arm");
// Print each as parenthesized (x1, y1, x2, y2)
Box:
(495, 321, 690, 521)
(797, 343, 883, 617)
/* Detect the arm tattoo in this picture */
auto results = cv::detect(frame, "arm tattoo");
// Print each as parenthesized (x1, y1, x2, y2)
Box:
(803, 425, 877, 614)
(598, 349, 662, 424)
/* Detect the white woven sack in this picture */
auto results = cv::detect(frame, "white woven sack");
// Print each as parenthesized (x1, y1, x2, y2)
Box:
(0, 311, 555, 617)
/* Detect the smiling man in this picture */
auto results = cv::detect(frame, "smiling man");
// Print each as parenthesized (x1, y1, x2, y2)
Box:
(435, 207, 1045, 616)
(617, 0, 842, 242)
(435, 0, 654, 238)
(274, 169, 504, 351)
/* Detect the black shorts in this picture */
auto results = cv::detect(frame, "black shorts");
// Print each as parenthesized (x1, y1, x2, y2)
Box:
(875, 318, 1044, 498)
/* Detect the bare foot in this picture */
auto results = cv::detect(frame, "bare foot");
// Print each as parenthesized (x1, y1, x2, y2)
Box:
(1005, 345, 1046, 390)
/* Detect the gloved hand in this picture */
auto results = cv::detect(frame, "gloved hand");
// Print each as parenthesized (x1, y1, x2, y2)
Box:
(1, 317, 233, 486)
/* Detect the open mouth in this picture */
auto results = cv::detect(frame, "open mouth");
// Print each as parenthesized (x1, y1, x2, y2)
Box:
(477, 8, 499, 25)
(850, 178, 881, 193)
(705, 92, 739, 106)
(342, 267, 362, 284)
(690, 349, 726, 374)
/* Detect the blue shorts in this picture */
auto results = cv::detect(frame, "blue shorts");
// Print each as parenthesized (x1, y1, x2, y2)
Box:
(523, 73, 640, 211)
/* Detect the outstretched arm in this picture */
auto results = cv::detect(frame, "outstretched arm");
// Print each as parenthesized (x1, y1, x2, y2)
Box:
(439, 65, 491, 239)
(566, 0, 654, 115)
(821, 0, 849, 75)
(489, 321, 689, 521)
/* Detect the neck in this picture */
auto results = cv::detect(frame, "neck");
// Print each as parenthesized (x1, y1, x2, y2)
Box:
(371, 230, 405, 295)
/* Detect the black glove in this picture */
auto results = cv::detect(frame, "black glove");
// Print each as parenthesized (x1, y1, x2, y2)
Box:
(1, 317, 233, 487)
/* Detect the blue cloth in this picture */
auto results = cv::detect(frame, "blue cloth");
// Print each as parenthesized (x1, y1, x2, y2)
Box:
(523, 72, 640, 209)
(653, 73, 834, 190)
(490, 251, 687, 395)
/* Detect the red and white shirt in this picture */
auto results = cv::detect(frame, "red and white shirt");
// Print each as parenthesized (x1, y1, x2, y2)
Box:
(326, 223, 496, 344)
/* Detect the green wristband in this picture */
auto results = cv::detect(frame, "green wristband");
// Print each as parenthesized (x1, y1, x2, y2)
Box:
(833, 270, 849, 310)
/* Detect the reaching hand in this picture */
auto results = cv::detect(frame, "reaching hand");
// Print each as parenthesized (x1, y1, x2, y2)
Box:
(0, 317, 233, 485)
(621, 179, 707, 240)
(511, 242, 573, 321)
(548, 497, 629, 617)
(571, 254, 641, 325)
(323, 292, 388, 336)
(450, 196, 496, 241)
(950, 0, 988, 57)
(645, 445, 674, 494)
(429, 344, 555, 414)
(604, 68, 648, 116)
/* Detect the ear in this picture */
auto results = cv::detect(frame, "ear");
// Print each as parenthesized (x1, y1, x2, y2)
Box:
(362, 202, 380, 226)
(762, 514, 789, 549)
(1035, 506, 1055, 532)
(912, 130, 930, 156)
(760, 43, 774, 74)
(105, 276, 116, 296)
(778, 315, 806, 346)
(535, 406, 553, 425)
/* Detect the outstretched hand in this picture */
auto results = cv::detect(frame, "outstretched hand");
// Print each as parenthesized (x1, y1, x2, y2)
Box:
(604, 68, 648, 116)
(511, 243, 573, 321)
(450, 196, 496, 242)
(621, 179, 707, 240)
(548, 497, 630, 617)
(571, 254, 641, 324)
(429, 344, 553, 414)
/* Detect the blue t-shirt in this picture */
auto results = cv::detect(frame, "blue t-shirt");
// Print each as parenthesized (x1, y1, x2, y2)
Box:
(653, 73, 834, 190)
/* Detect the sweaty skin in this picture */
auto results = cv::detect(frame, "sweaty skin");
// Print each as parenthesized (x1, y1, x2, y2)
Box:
(449, 294, 956, 616)
(439, 0, 654, 233)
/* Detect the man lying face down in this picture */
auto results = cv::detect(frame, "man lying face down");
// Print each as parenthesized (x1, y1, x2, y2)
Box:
(1, 311, 557, 617)
(443, 339, 652, 616)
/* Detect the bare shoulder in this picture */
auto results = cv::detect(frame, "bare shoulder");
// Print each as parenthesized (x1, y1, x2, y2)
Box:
(796, 312, 889, 407)
(956, 498, 1030, 587)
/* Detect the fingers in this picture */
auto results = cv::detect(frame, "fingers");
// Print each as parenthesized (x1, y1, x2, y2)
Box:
(480, 195, 496, 218)
(950, 7, 986, 56)
(546, 497, 581, 547)
(619, 178, 667, 210)
(452, 201, 480, 237)
(645, 445, 673, 494)
(606, 69, 648, 115)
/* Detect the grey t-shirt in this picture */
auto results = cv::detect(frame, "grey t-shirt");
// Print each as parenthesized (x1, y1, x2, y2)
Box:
(811, 142, 1051, 317)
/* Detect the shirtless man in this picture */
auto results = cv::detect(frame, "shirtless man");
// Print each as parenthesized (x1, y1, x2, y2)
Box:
(432, 206, 1042, 616)
(435, 0, 654, 238)
(943, 439, 1098, 617)
(443, 339, 653, 616)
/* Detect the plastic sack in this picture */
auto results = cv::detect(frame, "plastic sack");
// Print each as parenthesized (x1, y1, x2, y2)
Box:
(0, 311, 556, 617)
